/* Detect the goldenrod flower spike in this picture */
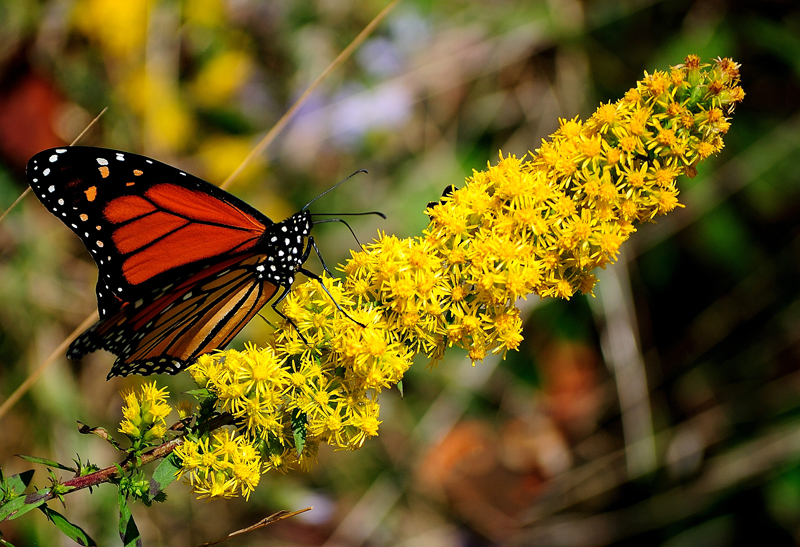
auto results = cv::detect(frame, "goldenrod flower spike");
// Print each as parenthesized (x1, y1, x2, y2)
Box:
(177, 56, 743, 499)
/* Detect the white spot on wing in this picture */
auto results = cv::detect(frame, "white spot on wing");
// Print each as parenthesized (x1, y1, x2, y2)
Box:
(43, 168, 50, 176)
(97, 158, 108, 166)
(48, 185, 54, 193)
(49, 155, 58, 162)
(56, 149, 66, 153)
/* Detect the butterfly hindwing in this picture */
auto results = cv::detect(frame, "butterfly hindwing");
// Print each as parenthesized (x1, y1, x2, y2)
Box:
(26, 147, 273, 318)
(69, 254, 279, 378)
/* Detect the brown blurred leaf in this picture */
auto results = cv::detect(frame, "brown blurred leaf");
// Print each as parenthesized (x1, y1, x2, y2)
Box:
(0, 73, 65, 169)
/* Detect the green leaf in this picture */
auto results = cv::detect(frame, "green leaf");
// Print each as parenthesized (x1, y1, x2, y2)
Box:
(77, 422, 123, 451)
(0, 490, 48, 522)
(118, 492, 142, 547)
(396, 380, 404, 398)
(40, 506, 96, 546)
(3, 471, 34, 497)
(17, 455, 75, 473)
(149, 453, 180, 498)
(291, 410, 307, 456)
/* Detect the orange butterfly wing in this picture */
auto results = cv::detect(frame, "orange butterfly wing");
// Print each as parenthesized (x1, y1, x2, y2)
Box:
(105, 184, 266, 285)
(27, 147, 272, 317)
(28, 147, 314, 377)
(69, 254, 278, 378)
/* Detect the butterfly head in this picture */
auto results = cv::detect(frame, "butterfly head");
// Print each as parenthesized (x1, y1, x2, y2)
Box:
(292, 209, 313, 237)
(257, 210, 314, 288)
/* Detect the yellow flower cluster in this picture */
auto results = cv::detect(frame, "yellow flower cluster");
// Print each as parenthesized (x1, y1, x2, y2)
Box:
(176, 56, 743, 499)
(118, 381, 172, 444)
(186, 321, 396, 467)
(173, 428, 261, 500)
(340, 55, 744, 363)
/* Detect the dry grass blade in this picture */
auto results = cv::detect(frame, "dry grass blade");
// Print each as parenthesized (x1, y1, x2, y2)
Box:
(220, 0, 401, 190)
(0, 107, 107, 224)
(0, 187, 31, 224)
(68, 107, 108, 147)
(0, 311, 99, 420)
(195, 507, 313, 547)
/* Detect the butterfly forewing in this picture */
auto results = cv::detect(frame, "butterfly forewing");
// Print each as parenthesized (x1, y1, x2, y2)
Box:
(26, 147, 273, 318)
(69, 254, 278, 378)
(28, 146, 316, 378)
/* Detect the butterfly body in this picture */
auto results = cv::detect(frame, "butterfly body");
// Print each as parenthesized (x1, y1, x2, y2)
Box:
(27, 147, 313, 378)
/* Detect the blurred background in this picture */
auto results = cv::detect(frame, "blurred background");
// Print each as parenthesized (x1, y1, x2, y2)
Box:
(0, 0, 798, 545)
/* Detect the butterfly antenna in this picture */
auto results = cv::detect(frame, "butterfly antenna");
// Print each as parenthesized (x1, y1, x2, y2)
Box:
(312, 218, 364, 247)
(302, 169, 368, 211)
(311, 211, 386, 219)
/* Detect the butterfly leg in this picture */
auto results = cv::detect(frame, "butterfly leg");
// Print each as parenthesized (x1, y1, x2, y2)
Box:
(256, 312, 276, 329)
(306, 236, 335, 278)
(270, 285, 309, 345)
(302, 236, 365, 327)
(298, 266, 365, 328)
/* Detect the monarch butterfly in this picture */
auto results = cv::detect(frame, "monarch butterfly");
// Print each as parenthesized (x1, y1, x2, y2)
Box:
(26, 146, 361, 378)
